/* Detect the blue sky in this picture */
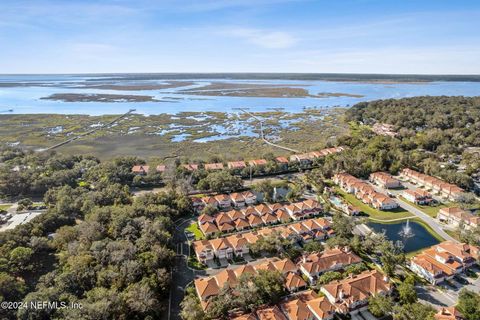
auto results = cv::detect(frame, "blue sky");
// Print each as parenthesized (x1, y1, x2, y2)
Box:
(1, 0, 479, 74)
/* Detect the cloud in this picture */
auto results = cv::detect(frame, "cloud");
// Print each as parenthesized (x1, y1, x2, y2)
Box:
(222, 28, 297, 49)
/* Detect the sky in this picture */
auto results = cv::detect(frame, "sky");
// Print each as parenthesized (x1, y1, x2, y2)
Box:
(1, 0, 480, 74)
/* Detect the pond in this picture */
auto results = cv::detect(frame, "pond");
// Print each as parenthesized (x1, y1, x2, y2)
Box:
(368, 220, 440, 253)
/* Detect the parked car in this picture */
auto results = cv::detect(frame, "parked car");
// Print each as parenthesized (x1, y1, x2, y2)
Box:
(454, 275, 469, 285)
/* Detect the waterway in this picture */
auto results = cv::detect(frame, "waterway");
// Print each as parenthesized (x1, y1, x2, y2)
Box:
(2, 75, 480, 115)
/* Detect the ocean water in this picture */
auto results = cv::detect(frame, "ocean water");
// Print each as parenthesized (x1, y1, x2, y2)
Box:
(1, 75, 480, 115)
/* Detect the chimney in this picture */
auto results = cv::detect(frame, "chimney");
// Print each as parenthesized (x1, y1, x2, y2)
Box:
(383, 275, 389, 283)
(339, 289, 344, 300)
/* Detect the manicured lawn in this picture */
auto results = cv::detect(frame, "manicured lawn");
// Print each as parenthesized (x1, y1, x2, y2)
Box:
(398, 196, 455, 218)
(0, 204, 11, 211)
(186, 222, 205, 240)
(334, 188, 414, 221)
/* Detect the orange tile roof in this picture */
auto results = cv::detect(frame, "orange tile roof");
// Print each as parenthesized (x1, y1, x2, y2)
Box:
(199, 221, 219, 234)
(306, 296, 336, 320)
(256, 306, 288, 320)
(249, 159, 268, 166)
(132, 165, 149, 173)
(321, 270, 391, 309)
(434, 306, 464, 320)
(300, 248, 362, 275)
(195, 277, 220, 300)
(205, 162, 224, 170)
(228, 161, 247, 169)
(284, 272, 307, 291)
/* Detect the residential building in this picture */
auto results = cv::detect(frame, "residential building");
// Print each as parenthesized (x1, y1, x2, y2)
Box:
(437, 207, 479, 230)
(249, 159, 268, 167)
(400, 169, 465, 201)
(434, 306, 465, 320)
(409, 241, 479, 284)
(132, 165, 149, 175)
(319, 270, 392, 314)
(228, 161, 247, 170)
(156, 165, 166, 173)
(183, 164, 199, 171)
(230, 193, 246, 207)
(299, 248, 362, 283)
(275, 156, 289, 170)
(280, 290, 323, 320)
(205, 162, 224, 170)
(369, 172, 402, 189)
(402, 189, 433, 205)
(306, 296, 336, 320)
(256, 306, 288, 320)
(215, 194, 233, 209)
(333, 173, 398, 210)
(243, 191, 257, 205)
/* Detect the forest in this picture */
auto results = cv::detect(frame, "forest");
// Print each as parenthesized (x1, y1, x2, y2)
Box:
(0, 148, 192, 319)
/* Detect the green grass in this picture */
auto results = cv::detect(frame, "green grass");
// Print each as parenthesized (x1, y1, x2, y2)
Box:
(334, 187, 414, 221)
(186, 222, 205, 240)
(398, 196, 455, 218)
(0, 205, 11, 211)
(187, 256, 207, 270)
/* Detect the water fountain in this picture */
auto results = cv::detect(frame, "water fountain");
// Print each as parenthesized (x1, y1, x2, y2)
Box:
(398, 219, 414, 239)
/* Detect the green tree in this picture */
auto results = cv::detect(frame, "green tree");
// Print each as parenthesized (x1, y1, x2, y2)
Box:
(397, 275, 417, 305)
(253, 180, 274, 202)
(180, 290, 205, 320)
(197, 171, 242, 193)
(9, 247, 34, 274)
(316, 271, 343, 285)
(457, 289, 480, 320)
(393, 302, 435, 320)
(303, 241, 324, 253)
(368, 294, 394, 317)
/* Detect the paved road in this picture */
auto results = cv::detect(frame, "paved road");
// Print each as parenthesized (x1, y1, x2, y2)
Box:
(167, 218, 207, 320)
(394, 196, 457, 242)
(370, 183, 457, 242)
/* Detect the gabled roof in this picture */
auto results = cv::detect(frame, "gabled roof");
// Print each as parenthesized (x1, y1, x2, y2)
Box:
(275, 156, 289, 163)
(321, 269, 391, 308)
(132, 165, 149, 173)
(249, 159, 268, 166)
(183, 164, 199, 171)
(306, 296, 336, 320)
(195, 277, 219, 300)
(284, 272, 307, 291)
(199, 221, 219, 234)
(434, 306, 464, 320)
(256, 306, 288, 320)
(228, 161, 247, 169)
(198, 213, 214, 224)
(204, 162, 224, 170)
(300, 248, 362, 275)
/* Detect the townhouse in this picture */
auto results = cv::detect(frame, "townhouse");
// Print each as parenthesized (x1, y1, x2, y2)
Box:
(197, 199, 324, 236)
(333, 173, 398, 210)
(369, 172, 402, 189)
(319, 269, 392, 315)
(249, 159, 268, 167)
(400, 168, 465, 201)
(192, 217, 333, 263)
(402, 188, 433, 205)
(256, 306, 288, 320)
(205, 162, 224, 171)
(132, 165, 149, 175)
(409, 241, 480, 284)
(195, 257, 302, 310)
(275, 156, 290, 171)
(228, 161, 247, 170)
(437, 207, 479, 230)
(298, 248, 362, 283)
(434, 306, 465, 320)
(183, 164, 199, 171)
(371, 123, 397, 137)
